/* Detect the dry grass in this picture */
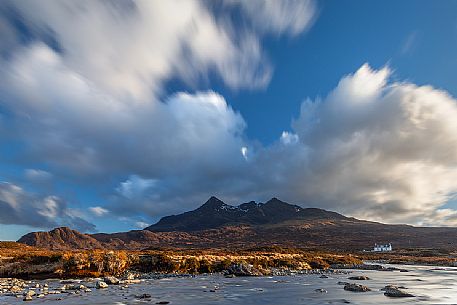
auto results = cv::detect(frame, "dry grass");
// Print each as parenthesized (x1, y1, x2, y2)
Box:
(0, 242, 363, 278)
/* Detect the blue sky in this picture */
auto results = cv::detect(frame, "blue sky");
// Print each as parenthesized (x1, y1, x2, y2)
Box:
(1, 0, 457, 240)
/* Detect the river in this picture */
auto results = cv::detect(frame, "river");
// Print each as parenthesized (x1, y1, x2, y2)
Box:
(1, 264, 457, 304)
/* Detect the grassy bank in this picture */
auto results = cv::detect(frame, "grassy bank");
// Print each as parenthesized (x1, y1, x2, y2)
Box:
(0, 243, 361, 279)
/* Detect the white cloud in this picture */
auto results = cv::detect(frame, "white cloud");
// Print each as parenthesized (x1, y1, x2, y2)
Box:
(117, 175, 156, 200)
(1, 0, 315, 97)
(0, 44, 247, 177)
(241, 146, 248, 160)
(227, 0, 316, 36)
(267, 64, 457, 224)
(135, 221, 150, 229)
(280, 131, 299, 145)
(88, 206, 109, 217)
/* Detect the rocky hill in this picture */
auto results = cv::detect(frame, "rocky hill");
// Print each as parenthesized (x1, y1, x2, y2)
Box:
(146, 196, 349, 232)
(16, 197, 457, 251)
(18, 227, 103, 250)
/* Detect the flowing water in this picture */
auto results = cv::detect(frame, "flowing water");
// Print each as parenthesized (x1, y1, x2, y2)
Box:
(2, 264, 457, 304)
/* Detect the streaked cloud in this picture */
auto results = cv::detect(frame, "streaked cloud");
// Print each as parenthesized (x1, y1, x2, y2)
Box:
(0, 182, 96, 231)
(24, 169, 52, 182)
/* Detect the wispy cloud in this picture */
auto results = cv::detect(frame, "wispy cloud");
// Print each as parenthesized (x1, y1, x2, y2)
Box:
(0, 182, 96, 232)
(88, 206, 109, 217)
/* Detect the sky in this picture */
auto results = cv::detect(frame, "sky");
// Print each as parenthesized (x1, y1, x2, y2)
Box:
(0, 0, 457, 240)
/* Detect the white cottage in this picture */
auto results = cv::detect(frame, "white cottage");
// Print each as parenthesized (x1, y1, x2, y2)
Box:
(373, 243, 392, 252)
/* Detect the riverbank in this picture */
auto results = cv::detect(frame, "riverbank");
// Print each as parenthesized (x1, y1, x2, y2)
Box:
(0, 242, 361, 279)
(2, 242, 457, 280)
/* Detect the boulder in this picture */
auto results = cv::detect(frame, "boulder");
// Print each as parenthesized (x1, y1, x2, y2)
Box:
(23, 290, 35, 301)
(104, 276, 120, 285)
(382, 285, 414, 297)
(343, 283, 371, 292)
(348, 275, 370, 280)
(96, 281, 108, 289)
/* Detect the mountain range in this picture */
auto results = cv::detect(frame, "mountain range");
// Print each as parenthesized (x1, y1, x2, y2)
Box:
(17, 197, 457, 251)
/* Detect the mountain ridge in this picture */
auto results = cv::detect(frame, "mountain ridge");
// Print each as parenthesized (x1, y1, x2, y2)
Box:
(146, 196, 350, 232)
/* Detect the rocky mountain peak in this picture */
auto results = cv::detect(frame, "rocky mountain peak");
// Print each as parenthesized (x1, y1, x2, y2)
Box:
(199, 196, 226, 210)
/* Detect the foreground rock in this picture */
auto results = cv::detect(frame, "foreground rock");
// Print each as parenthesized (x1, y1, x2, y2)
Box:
(343, 283, 371, 292)
(382, 285, 415, 297)
(96, 281, 109, 289)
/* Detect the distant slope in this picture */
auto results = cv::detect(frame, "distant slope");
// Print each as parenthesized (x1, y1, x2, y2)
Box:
(146, 196, 349, 232)
(17, 227, 103, 250)
(16, 197, 457, 251)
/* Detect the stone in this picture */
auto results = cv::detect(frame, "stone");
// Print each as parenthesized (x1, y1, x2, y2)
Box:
(315, 288, 327, 293)
(348, 276, 370, 280)
(343, 283, 371, 292)
(104, 276, 120, 285)
(382, 285, 414, 297)
(23, 290, 35, 301)
(24, 290, 35, 297)
(96, 281, 109, 289)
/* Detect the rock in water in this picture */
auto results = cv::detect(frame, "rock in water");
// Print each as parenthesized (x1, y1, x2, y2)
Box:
(343, 283, 371, 292)
(23, 290, 35, 301)
(382, 285, 414, 297)
(348, 276, 370, 280)
(96, 281, 109, 289)
(104, 276, 120, 285)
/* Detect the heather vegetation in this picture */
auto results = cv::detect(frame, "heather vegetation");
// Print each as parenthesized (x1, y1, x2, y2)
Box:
(0, 242, 362, 279)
